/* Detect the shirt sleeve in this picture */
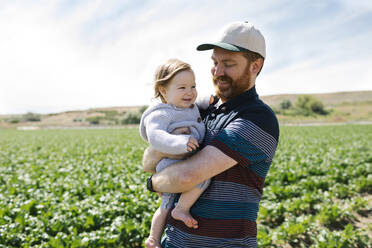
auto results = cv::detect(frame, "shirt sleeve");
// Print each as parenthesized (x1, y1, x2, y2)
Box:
(209, 117, 278, 178)
(145, 111, 190, 155)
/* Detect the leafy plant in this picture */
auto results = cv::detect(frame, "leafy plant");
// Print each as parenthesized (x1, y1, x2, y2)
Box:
(0, 125, 371, 247)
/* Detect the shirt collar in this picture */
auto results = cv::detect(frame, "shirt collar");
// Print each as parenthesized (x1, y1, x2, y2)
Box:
(217, 86, 259, 111)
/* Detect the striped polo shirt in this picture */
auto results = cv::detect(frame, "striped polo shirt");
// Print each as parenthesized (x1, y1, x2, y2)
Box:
(162, 86, 279, 248)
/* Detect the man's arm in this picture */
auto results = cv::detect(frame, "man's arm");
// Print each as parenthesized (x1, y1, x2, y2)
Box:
(142, 146, 193, 173)
(151, 145, 237, 193)
(142, 146, 161, 174)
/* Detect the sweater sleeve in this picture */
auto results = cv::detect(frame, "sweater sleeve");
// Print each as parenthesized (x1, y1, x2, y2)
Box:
(145, 110, 190, 154)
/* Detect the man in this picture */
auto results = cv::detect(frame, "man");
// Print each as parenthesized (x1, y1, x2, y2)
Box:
(143, 21, 279, 247)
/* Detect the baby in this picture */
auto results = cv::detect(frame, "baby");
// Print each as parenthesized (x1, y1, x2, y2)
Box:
(140, 59, 210, 248)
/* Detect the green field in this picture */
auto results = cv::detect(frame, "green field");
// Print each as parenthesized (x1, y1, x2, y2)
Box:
(0, 125, 371, 247)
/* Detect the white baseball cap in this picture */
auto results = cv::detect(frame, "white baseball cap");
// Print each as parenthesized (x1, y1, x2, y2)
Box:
(197, 21, 266, 59)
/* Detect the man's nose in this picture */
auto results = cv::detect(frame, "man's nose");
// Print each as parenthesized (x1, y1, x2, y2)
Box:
(213, 64, 224, 77)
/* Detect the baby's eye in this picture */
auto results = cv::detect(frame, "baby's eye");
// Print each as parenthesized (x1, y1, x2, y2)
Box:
(178, 87, 185, 89)
(191, 86, 196, 89)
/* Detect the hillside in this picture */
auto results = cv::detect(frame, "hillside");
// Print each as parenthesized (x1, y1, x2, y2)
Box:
(260, 90, 372, 124)
(260, 90, 372, 106)
(1, 91, 371, 128)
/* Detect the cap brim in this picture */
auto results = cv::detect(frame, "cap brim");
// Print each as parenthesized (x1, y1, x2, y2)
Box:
(196, 42, 247, 52)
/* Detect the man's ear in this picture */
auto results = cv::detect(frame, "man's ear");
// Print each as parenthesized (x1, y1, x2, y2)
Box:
(251, 58, 264, 75)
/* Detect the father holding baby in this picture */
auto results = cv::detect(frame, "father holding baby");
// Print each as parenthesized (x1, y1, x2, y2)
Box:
(143, 21, 279, 247)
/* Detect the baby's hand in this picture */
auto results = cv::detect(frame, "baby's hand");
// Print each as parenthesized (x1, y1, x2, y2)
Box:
(187, 137, 199, 152)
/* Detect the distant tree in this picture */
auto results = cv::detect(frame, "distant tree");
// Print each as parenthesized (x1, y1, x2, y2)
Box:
(22, 112, 41, 122)
(86, 116, 101, 125)
(73, 118, 84, 122)
(279, 99, 292, 110)
(295, 95, 328, 116)
(310, 100, 328, 115)
(121, 111, 141, 125)
(9, 118, 20, 124)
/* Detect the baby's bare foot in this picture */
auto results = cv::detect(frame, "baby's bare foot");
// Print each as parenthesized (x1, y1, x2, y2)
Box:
(171, 207, 198, 229)
(145, 236, 161, 248)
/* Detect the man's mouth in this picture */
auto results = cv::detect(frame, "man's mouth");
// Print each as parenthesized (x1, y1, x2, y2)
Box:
(216, 80, 231, 90)
(217, 80, 230, 86)
(214, 76, 232, 88)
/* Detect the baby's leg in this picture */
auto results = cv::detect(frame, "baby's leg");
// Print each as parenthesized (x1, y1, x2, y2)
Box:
(171, 187, 204, 229)
(145, 207, 169, 248)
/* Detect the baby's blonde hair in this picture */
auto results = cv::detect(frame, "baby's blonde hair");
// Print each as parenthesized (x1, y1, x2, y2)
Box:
(154, 59, 192, 103)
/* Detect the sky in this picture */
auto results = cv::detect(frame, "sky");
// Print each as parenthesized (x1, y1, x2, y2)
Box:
(1, 0, 372, 114)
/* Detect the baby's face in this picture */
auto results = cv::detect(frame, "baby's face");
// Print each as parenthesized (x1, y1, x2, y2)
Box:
(162, 70, 197, 108)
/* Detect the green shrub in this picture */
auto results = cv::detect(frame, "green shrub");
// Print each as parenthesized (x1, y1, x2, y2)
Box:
(9, 118, 20, 124)
(1, 125, 371, 247)
(280, 99, 292, 110)
(310, 100, 328, 115)
(86, 116, 102, 125)
(294, 95, 329, 116)
(22, 112, 41, 122)
(121, 111, 141, 125)
(73, 118, 84, 122)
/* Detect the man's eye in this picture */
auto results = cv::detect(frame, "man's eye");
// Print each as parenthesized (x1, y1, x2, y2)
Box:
(225, 63, 235, 67)
(179, 87, 185, 89)
(191, 86, 196, 89)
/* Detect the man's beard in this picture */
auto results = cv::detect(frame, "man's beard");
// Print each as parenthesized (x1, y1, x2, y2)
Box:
(212, 66, 252, 101)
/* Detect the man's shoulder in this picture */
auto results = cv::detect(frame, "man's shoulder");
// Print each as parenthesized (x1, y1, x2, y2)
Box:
(236, 99, 279, 141)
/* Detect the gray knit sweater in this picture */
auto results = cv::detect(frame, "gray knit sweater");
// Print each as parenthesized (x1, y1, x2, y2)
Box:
(139, 103, 205, 154)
